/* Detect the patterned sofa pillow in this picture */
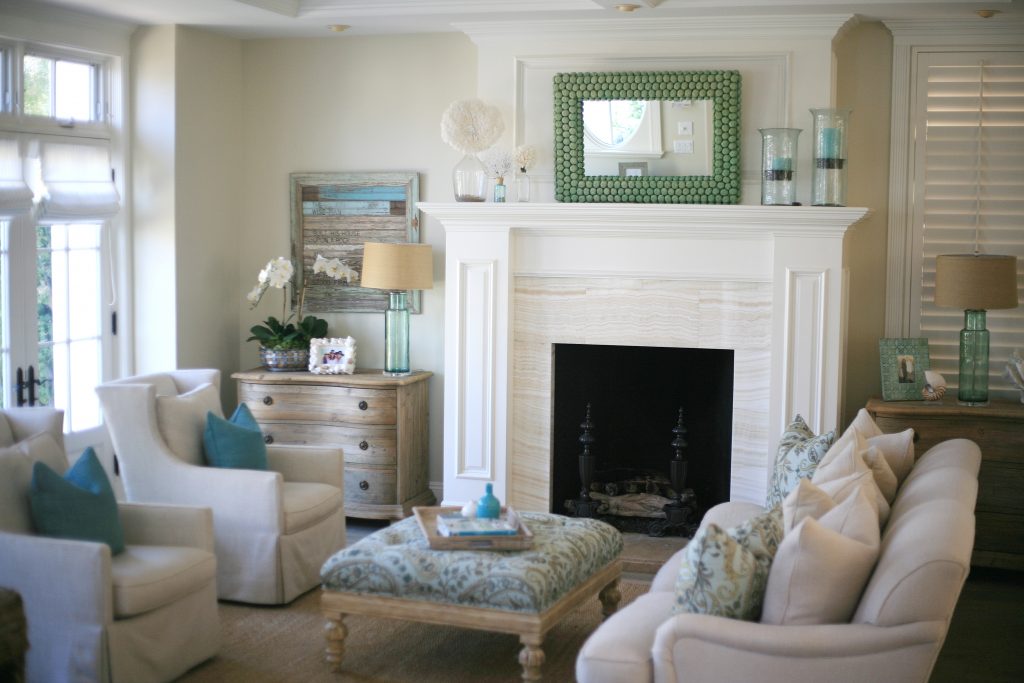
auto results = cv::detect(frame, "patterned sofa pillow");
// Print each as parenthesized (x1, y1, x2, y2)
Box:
(765, 415, 836, 508)
(673, 506, 783, 621)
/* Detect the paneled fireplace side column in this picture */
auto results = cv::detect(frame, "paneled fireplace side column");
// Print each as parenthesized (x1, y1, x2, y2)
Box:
(441, 223, 514, 505)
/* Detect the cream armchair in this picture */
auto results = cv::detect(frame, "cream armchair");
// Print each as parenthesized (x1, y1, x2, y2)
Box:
(0, 407, 219, 683)
(96, 369, 346, 604)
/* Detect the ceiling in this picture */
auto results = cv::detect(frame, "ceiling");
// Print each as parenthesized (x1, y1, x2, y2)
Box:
(10, 0, 1024, 38)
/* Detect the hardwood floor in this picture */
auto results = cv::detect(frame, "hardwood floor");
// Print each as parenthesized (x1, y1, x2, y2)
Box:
(931, 567, 1024, 682)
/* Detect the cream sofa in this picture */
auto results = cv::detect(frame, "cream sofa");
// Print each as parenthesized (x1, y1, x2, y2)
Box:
(577, 436, 981, 683)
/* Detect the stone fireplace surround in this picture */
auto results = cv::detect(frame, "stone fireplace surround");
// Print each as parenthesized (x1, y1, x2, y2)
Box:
(419, 203, 868, 510)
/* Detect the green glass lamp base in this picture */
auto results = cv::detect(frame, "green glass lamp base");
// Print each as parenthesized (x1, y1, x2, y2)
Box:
(956, 309, 990, 406)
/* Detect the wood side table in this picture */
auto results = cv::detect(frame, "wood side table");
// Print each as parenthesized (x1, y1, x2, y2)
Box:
(233, 368, 434, 521)
(866, 396, 1024, 570)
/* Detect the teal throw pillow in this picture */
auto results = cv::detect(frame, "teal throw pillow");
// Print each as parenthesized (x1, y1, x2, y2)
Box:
(765, 415, 836, 508)
(673, 506, 783, 621)
(203, 404, 268, 470)
(30, 447, 125, 554)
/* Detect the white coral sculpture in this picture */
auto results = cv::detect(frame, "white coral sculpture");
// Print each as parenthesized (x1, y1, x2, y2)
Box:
(514, 144, 537, 174)
(481, 148, 514, 183)
(440, 99, 504, 155)
(1007, 349, 1024, 404)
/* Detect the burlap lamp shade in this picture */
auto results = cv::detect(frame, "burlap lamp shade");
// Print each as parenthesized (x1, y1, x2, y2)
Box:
(360, 242, 433, 292)
(934, 254, 1019, 311)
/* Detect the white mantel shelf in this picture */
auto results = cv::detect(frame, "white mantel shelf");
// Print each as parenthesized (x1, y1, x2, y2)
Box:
(418, 203, 870, 236)
(422, 201, 870, 510)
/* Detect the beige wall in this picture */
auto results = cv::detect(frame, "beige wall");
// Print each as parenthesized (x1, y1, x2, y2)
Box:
(131, 26, 178, 373)
(132, 26, 244, 407)
(239, 33, 478, 486)
(835, 21, 894, 427)
(175, 27, 243, 404)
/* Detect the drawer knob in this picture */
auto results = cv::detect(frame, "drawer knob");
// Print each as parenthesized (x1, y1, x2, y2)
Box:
(359, 440, 369, 451)
(264, 434, 274, 445)
(359, 480, 369, 491)
(358, 400, 368, 411)
(262, 395, 274, 406)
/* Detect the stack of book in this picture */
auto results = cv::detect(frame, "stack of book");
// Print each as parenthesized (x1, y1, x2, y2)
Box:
(436, 513, 519, 537)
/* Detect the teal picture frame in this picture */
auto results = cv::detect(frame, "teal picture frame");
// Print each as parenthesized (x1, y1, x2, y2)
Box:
(879, 338, 931, 401)
(553, 70, 741, 204)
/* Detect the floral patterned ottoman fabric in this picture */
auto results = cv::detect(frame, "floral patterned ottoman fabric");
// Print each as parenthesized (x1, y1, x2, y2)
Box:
(321, 513, 622, 613)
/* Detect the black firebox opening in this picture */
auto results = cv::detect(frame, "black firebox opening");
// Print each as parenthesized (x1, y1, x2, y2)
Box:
(550, 343, 734, 525)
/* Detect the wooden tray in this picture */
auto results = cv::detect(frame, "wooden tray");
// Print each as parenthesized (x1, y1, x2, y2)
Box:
(413, 506, 534, 551)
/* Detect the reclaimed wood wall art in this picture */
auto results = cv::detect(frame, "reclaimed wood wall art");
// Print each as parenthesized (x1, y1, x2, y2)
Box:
(290, 171, 421, 313)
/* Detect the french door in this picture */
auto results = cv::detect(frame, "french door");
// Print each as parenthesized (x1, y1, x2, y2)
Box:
(1, 214, 112, 453)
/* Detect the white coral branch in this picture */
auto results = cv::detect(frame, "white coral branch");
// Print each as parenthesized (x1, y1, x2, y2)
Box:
(441, 99, 504, 154)
(481, 148, 514, 180)
(514, 144, 537, 173)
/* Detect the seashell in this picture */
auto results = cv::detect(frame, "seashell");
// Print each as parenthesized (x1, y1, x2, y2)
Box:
(460, 500, 477, 519)
(924, 370, 946, 389)
(922, 383, 946, 401)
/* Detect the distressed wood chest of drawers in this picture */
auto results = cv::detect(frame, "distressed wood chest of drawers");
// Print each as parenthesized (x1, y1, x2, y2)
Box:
(866, 396, 1024, 570)
(233, 368, 433, 521)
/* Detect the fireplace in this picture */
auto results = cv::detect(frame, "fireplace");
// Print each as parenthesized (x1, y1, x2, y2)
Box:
(551, 343, 733, 533)
(420, 203, 867, 511)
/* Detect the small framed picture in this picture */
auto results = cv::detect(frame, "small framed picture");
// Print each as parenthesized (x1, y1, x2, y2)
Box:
(879, 338, 930, 401)
(309, 337, 357, 375)
(618, 162, 648, 178)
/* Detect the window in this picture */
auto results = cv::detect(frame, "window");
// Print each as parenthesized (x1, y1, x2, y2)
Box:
(908, 52, 1024, 400)
(23, 52, 100, 122)
(0, 35, 119, 438)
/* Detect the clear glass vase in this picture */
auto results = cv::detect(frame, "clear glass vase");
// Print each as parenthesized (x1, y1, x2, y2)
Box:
(453, 154, 487, 202)
(516, 173, 531, 202)
(759, 128, 801, 206)
(810, 108, 851, 206)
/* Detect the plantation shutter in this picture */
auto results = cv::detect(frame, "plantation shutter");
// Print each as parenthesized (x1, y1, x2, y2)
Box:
(915, 52, 1024, 401)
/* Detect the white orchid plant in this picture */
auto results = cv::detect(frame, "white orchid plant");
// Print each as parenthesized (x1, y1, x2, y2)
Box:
(245, 255, 355, 350)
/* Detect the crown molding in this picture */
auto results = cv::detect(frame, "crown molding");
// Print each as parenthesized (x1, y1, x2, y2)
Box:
(456, 14, 856, 44)
(884, 17, 1024, 44)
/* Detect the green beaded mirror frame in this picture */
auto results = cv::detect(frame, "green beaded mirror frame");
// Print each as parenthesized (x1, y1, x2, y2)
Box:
(553, 70, 741, 204)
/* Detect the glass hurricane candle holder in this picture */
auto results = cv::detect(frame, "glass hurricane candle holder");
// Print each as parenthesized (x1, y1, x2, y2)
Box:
(810, 108, 851, 206)
(759, 128, 801, 206)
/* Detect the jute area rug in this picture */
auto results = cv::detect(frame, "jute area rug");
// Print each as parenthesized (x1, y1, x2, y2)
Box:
(176, 579, 649, 683)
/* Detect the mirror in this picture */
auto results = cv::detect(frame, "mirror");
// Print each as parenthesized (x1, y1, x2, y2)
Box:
(553, 70, 741, 204)
(582, 99, 713, 177)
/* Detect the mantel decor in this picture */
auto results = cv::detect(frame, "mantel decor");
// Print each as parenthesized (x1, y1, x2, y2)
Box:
(553, 70, 741, 204)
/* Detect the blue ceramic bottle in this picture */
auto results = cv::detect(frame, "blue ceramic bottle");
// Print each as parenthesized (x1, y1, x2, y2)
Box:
(476, 483, 501, 519)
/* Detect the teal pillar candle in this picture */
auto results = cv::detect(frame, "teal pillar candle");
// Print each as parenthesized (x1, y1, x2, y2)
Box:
(819, 128, 840, 159)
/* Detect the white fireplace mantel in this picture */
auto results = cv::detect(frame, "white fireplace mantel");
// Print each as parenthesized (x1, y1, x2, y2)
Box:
(419, 202, 869, 510)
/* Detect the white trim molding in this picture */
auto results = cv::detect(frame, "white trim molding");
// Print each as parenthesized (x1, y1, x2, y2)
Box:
(423, 202, 868, 509)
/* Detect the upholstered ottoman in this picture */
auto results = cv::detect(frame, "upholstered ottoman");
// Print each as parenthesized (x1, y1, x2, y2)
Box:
(320, 511, 623, 680)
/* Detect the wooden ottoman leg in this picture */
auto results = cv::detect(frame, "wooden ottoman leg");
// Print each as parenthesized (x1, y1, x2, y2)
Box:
(324, 613, 348, 673)
(518, 634, 545, 681)
(599, 578, 621, 619)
